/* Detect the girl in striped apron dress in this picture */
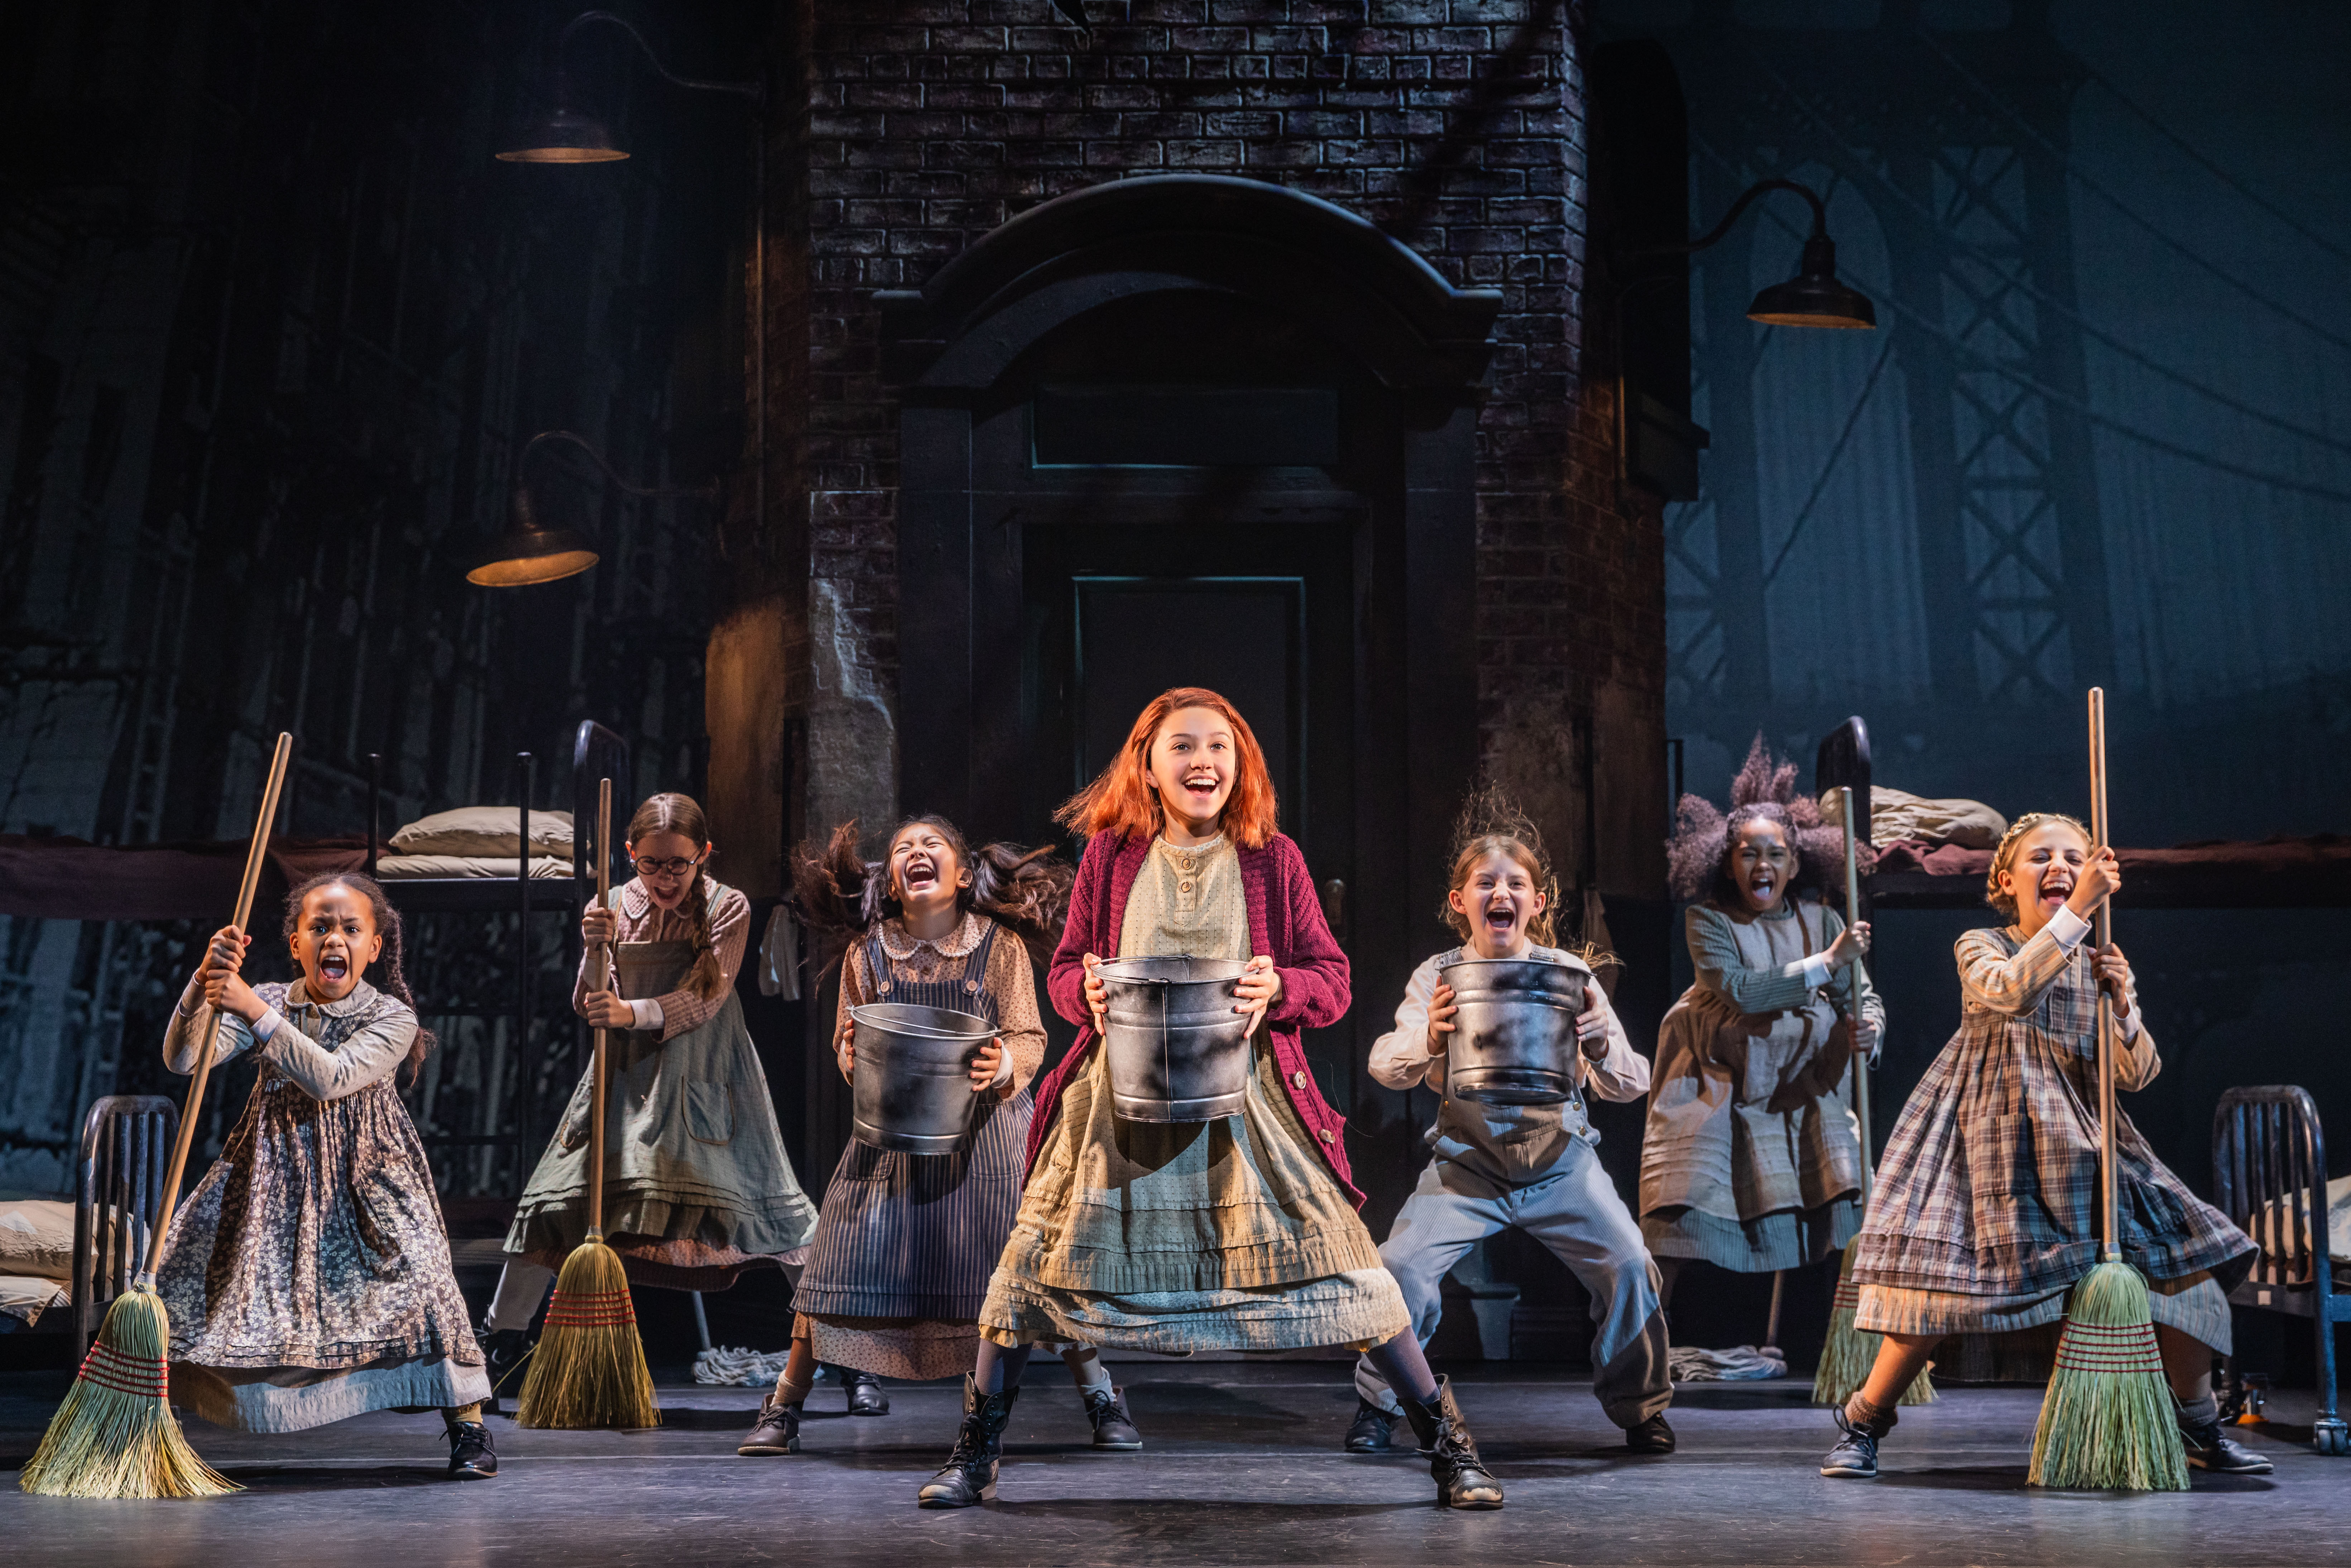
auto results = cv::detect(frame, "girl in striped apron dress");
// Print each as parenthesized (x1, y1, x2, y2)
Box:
(738, 816, 1141, 1458)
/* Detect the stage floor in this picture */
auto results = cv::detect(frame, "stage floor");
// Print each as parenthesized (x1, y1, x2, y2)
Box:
(2, 1362, 2343, 1565)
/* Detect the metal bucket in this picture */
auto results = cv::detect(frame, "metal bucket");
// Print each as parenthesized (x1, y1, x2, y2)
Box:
(849, 1002, 997, 1154)
(1438, 956, 1591, 1106)
(1095, 956, 1254, 1122)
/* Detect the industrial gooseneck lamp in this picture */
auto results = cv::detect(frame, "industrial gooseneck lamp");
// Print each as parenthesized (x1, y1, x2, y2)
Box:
(1629, 176, 1877, 329)
(497, 9, 760, 163)
(478, 12, 766, 589)
(467, 430, 715, 588)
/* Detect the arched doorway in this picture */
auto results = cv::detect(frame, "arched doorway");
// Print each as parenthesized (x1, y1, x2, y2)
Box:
(880, 174, 1499, 1141)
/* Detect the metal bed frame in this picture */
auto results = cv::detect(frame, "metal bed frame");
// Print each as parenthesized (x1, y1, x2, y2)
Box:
(68, 1095, 178, 1357)
(361, 720, 630, 1178)
(2211, 1084, 2351, 1454)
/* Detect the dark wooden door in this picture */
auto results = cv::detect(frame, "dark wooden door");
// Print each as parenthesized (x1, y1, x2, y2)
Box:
(1020, 518, 1356, 895)
(1016, 511, 1361, 1107)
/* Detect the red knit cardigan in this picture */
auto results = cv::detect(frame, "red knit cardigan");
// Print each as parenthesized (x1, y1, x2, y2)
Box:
(1032, 830, 1361, 1206)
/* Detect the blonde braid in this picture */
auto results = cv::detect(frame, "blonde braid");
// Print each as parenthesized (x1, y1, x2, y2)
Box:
(1983, 811, 2091, 920)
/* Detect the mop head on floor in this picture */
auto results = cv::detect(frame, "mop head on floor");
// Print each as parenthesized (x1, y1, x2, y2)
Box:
(1669, 1344, 1787, 1382)
(693, 1346, 796, 1387)
(2027, 1260, 2187, 1491)
(1812, 1241, 1937, 1407)
(18, 1286, 238, 1499)
(515, 1239, 660, 1430)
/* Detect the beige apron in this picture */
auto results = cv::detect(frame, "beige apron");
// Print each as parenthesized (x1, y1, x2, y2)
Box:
(1640, 903, 1862, 1270)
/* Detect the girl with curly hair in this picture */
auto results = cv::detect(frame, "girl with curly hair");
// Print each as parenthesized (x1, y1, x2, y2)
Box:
(1345, 786, 1676, 1458)
(1641, 737, 1884, 1297)
(917, 687, 1504, 1511)
(1820, 813, 2261, 1480)
(734, 815, 1141, 1458)
(161, 873, 495, 1477)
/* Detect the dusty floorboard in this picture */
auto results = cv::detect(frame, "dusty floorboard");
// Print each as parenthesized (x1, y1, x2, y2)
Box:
(0, 1362, 2340, 1565)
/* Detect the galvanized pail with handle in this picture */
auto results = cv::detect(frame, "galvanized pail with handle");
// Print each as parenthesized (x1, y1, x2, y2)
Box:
(1095, 955, 1254, 1122)
(1438, 955, 1591, 1105)
(849, 1002, 997, 1154)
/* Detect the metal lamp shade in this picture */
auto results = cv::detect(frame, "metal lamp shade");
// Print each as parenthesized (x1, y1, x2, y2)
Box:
(496, 106, 628, 164)
(467, 486, 600, 586)
(1747, 235, 1876, 329)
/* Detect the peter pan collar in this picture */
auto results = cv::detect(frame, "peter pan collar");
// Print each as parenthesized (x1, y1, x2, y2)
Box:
(878, 909, 984, 960)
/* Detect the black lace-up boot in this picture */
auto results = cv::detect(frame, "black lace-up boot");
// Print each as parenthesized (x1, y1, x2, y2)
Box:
(446, 1419, 498, 1479)
(1344, 1397, 1400, 1453)
(1397, 1376, 1504, 1509)
(916, 1376, 1019, 1508)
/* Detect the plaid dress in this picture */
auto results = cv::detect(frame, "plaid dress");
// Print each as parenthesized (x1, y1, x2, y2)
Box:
(1851, 923, 2251, 1344)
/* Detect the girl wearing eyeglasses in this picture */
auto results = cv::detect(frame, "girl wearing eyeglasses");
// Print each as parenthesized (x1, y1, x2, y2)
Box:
(479, 792, 817, 1392)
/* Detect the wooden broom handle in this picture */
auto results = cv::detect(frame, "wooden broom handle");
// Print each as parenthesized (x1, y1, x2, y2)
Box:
(588, 777, 613, 1241)
(1840, 787, 1873, 1198)
(141, 733, 294, 1282)
(2088, 687, 2119, 1262)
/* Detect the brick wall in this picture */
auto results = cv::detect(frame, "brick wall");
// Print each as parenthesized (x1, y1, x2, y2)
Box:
(777, 0, 1665, 889)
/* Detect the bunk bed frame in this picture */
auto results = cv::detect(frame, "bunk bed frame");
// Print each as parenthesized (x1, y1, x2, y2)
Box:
(362, 720, 629, 1174)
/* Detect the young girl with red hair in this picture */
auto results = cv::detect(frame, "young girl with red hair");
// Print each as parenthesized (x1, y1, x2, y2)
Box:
(915, 689, 1505, 1512)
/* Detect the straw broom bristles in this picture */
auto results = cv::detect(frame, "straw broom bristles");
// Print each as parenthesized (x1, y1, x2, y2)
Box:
(18, 1287, 238, 1499)
(2028, 689, 2185, 1491)
(513, 1241, 659, 1430)
(19, 731, 290, 1500)
(514, 775, 657, 1431)
(2027, 1260, 2186, 1490)
(1812, 1241, 1937, 1408)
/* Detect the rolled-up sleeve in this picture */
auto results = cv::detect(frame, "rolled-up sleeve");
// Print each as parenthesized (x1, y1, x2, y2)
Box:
(1369, 957, 1446, 1092)
(1575, 992, 1650, 1103)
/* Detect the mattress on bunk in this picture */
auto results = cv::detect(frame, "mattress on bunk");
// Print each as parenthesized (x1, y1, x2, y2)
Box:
(2251, 1175, 2351, 1269)
(374, 853, 572, 881)
(0, 1274, 66, 1331)
(0, 834, 373, 921)
(1871, 833, 2351, 906)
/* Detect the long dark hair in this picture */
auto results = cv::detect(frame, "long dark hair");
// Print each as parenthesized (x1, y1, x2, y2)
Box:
(792, 815, 1075, 972)
(281, 872, 436, 1084)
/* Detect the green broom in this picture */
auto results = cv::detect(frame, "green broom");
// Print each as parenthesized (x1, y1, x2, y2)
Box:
(20, 732, 292, 1498)
(2028, 688, 2186, 1491)
(1814, 786, 1934, 1408)
(516, 776, 659, 1430)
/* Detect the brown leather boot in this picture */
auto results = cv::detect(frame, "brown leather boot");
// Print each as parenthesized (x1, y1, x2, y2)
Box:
(1398, 1375, 1504, 1509)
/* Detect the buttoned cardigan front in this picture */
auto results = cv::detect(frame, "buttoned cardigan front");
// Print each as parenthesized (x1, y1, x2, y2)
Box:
(1032, 830, 1359, 1205)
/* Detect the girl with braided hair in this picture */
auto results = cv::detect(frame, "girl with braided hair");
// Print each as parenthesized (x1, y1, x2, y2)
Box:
(486, 793, 816, 1390)
(1820, 812, 2261, 1480)
(1640, 737, 1884, 1299)
(737, 816, 1142, 1458)
(159, 873, 496, 1477)
(1344, 784, 1676, 1458)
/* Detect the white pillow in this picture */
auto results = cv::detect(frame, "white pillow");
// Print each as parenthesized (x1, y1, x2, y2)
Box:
(389, 806, 572, 859)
